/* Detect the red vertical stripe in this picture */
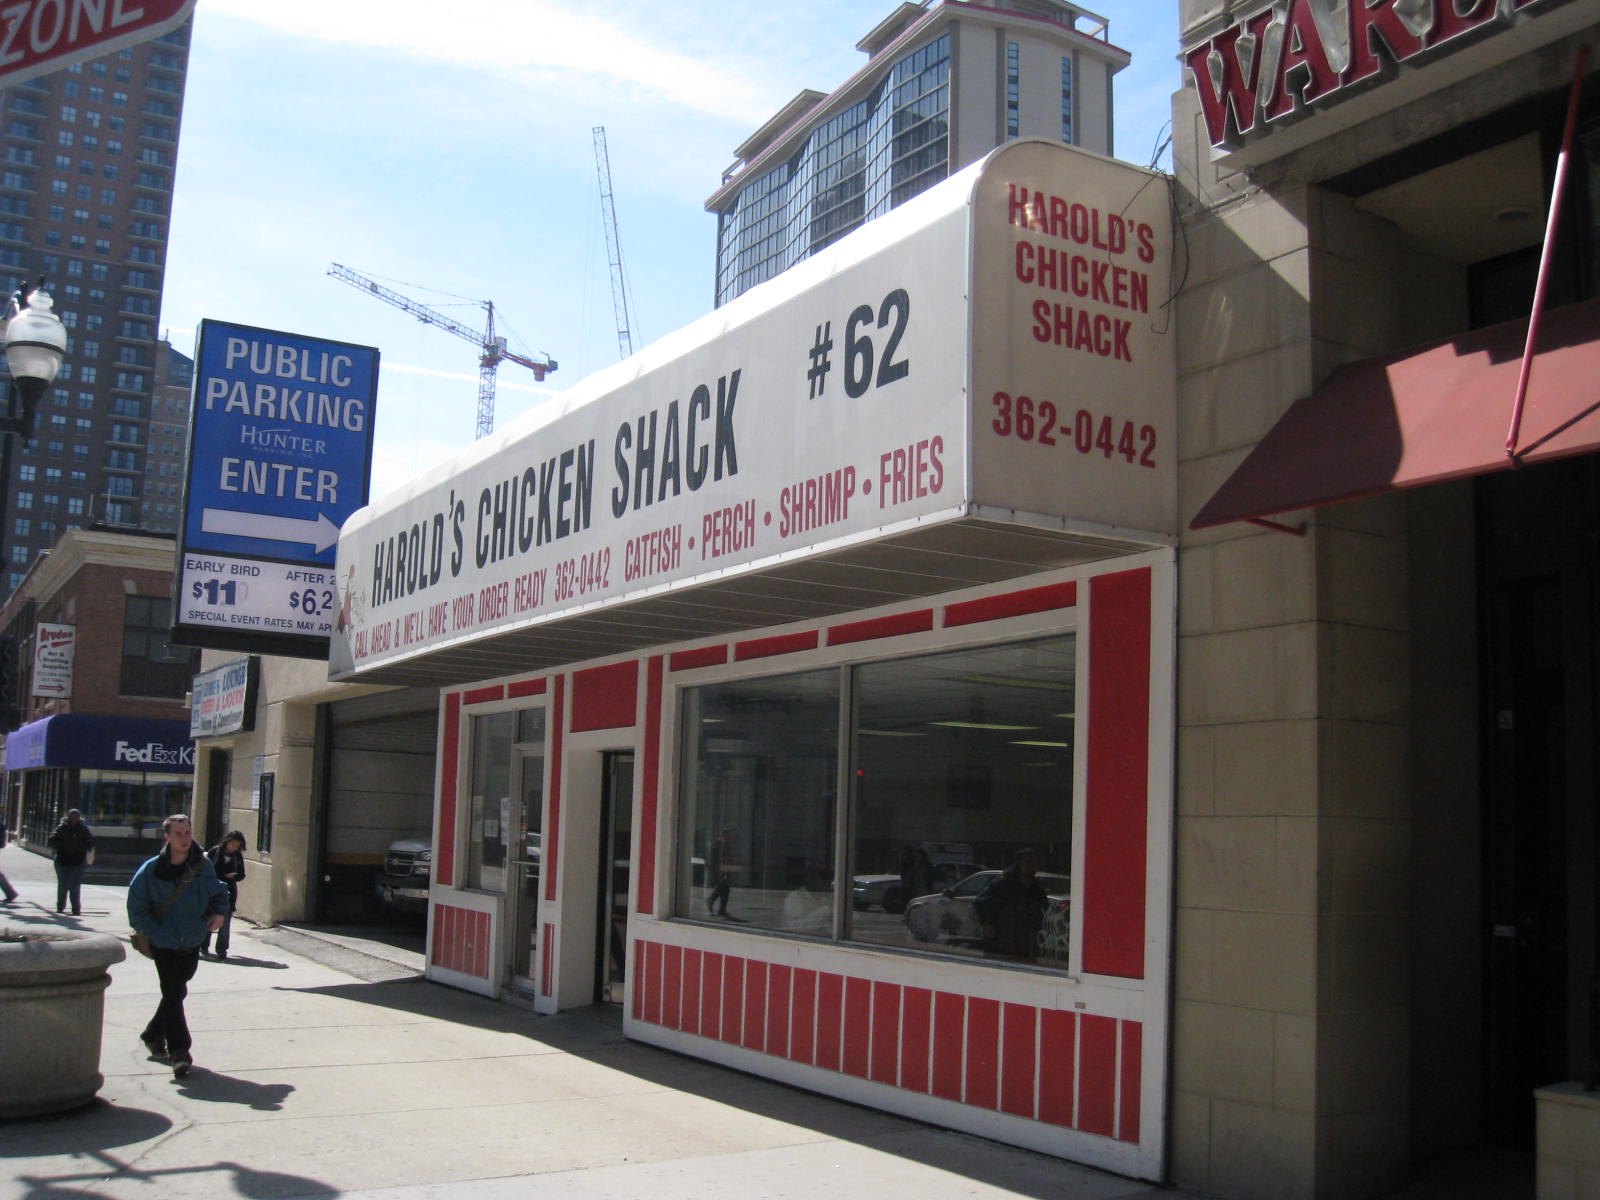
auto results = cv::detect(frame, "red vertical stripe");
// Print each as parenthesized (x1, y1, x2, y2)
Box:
(721, 957, 745, 1044)
(815, 973, 844, 1071)
(1083, 568, 1151, 978)
(1001, 1003, 1038, 1118)
(681, 948, 702, 1033)
(663, 944, 683, 1030)
(437, 693, 460, 886)
(931, 992, 965, 1102)
(790, 968, 817, 1065)
(965, 997, 1001, 1109)
(842, 977, 872, 1078)
(544, 677, 565, 903)
(477, 911, 490, 978)
(742, 961, 768, 1051)
(644, 942, 665, 1026)
(870, 983, 902, 1085)
(1118, 1021, 1143, 1143)
(630, 937, 644, 1013)
(570, 660, 640, 731)
(699, 952, 723, 1039)
(1038, 1009, 1077, 1127)
(766, 965, 792, 1059)
(900, 987, 932, 1094)
(543, 924, 555, 997)
(637, 657, 664, 915)
(1078, 1014, 1118, 1136)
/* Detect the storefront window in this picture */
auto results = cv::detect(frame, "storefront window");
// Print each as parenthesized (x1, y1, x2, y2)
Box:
(676, 635, 1076, 968)
(465, 711, 514, 892)
(679, 668, 839, 935)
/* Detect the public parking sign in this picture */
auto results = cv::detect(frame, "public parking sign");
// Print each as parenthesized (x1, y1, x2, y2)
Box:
(174, 319, 379, 659)
(0, 1, 197, 91)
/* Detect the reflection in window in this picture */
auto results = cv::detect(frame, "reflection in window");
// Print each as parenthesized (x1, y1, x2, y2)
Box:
(675, 634, 1077, 969)
(465, 711, 513, 892)
(678, 668, 839, 935)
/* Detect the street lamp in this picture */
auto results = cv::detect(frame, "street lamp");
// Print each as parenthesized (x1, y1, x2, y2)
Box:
(0, 277, 67, 728)
(2, 277, 68, 441)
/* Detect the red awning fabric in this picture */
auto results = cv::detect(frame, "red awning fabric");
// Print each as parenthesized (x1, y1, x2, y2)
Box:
(1190, 297, 1600, 530)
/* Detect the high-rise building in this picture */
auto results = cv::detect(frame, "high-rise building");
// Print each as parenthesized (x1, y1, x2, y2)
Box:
(707, 0, 1128, 307)
(142, 337, 193, 535)
(0, 21, 190, 598)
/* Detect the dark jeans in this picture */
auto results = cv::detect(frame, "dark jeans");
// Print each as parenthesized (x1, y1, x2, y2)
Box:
(141, 946, 201, 1059)
(707, 874, 731, 915)
(203, 883, 238, 955)
(54, 861, 85, 913)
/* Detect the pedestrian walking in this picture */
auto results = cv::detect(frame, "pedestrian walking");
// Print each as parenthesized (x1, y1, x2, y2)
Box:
(0, 821, 18, 904)
(202, 830, 247, 959)
(48, 808, 94, 915)
(127, 814, 229, 1078)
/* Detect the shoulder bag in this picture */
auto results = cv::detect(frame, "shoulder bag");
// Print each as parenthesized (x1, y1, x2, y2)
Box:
(130, 863, 198, 958)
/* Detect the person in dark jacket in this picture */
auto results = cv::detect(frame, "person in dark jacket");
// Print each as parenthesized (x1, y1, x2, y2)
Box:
(974, 848, 1047, 961)
(127, 814, 229, 1078)
(48, 808, 95, 915)
(202, 830, 247, 959)
(0, 821, 18, 904)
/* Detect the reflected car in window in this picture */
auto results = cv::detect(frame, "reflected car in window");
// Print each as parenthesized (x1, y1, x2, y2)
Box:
(851, 860, 983, 914)
(904, 869, 1071, 953)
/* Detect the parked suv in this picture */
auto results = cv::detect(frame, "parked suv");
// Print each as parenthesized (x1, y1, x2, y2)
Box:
(375, 835, 431, 915)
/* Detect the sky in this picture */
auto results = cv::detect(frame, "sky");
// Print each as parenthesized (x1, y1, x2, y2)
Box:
(158, 0, 1182, 501)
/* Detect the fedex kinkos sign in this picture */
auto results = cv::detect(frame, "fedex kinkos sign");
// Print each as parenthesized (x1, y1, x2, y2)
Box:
(115, 739, 194, 767)
(1185, 0, 1572, 152)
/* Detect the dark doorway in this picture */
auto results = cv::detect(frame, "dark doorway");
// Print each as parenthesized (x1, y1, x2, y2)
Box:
(204, 750, 230, 852)
(1477, 455, 1600, 1144)
(596, 751, 634, 1004)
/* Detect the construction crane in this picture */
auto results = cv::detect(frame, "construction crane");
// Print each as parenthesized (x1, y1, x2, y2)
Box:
(327, 263, 557, 440)
(593, 126, 636, 359)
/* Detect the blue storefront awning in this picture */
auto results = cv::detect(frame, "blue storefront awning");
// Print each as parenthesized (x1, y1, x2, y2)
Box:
(4, 714, 195, 773)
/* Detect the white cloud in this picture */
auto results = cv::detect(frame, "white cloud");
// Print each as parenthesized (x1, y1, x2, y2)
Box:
(199, 0, 775, 119)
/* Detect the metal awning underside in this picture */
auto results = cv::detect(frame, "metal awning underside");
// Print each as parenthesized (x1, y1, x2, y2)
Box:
(343, 518, 1148, 685)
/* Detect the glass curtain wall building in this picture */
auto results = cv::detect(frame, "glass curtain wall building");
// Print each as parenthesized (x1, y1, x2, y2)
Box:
(708, 1, 1126, 308)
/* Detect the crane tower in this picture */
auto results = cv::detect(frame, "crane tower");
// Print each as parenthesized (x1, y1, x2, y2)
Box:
(593, 127, 636, 359)
(328, 263, 557, 439)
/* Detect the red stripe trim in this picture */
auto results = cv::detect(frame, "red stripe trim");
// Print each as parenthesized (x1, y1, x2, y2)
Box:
(1038, 1010, 1077, 1127)
(826, 609, 934, 646)
(965, 997, 1000, 1109)
(1000, 1003, 1038, 1119)
(900, 986, 932, 1093)
(570, 660, 640, 731)
(1082, 568, 1151, 978)
(720, 957, 744, 1044)
(507, 677, 547, 698)
(437, 693, 460, 887)
(943, 579, 1078, 627)
(1118, 1021, 1143, 1142)
(869, 982, 902, 1085)
(630, 937, 644, 1013)
(790, 968, 817, 1065)
(931, 992, 965, 1102)
(734, 630, 819, 661)
(699, 952, 723, 1039)
(670, 644, 728, 671)
(766, 964, 791, 1059)
(636, 658, 664, 915)
(742, 961, 768, 1052)
(462, 685, 504, 706)
(1077, 1014, 1118, 1137)
(663, 945, 683, 1030)
(681, 948, 702, 1033)
(815, 973, 843, 1071)
(544, 677, 565, 903)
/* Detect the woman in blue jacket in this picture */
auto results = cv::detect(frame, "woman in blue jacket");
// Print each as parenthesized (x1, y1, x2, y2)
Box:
(127, 814, 229, 1077)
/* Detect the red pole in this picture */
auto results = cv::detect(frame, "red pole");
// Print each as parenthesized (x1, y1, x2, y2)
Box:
(1507, 44, 1591, 461)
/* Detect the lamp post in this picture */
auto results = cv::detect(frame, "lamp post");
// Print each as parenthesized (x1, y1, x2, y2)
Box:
(0, 277, 67, 729)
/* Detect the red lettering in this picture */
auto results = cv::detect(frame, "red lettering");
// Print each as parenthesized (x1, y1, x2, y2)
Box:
(1263, 0, 1343, 122)
(1345, 0, 1425, 86)
(1184, 9, 1276, 147)
(1429, 0, 1501, 45)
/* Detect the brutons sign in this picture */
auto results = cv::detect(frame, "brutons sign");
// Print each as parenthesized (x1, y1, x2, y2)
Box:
(1185, 0, 1570, 152)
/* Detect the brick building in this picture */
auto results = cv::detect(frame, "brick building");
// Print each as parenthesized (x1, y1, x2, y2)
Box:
(0, 526, 194, 855)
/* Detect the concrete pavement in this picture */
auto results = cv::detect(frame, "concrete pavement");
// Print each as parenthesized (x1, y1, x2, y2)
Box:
(0, 842, 1204, 1200)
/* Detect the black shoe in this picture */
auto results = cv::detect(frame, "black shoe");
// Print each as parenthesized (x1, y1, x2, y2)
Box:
(141, 1035, 169, 1060)
(215, 950, 227, 960)
(171, 1056, 192, 1078)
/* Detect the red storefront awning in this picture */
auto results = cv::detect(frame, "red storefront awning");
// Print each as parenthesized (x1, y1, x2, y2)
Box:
(1190, 297, 1600, 530)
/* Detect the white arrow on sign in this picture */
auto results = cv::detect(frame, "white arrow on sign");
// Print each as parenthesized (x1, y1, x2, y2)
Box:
(202, 508, 341, 553)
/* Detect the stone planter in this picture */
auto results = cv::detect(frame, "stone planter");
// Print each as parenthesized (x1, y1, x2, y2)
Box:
(0, 928, 127, 1117)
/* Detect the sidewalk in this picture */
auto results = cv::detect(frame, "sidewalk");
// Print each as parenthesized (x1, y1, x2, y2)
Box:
(0, 843, 1202, 1200)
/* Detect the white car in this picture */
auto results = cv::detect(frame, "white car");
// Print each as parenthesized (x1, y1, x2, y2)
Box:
(851, 861, 983, 914)
(904, 869, 1070, 953)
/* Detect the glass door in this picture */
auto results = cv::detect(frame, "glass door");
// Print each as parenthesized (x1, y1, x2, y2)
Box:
(508, 709, 546, 989)
(597, 751, 634, 1004)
